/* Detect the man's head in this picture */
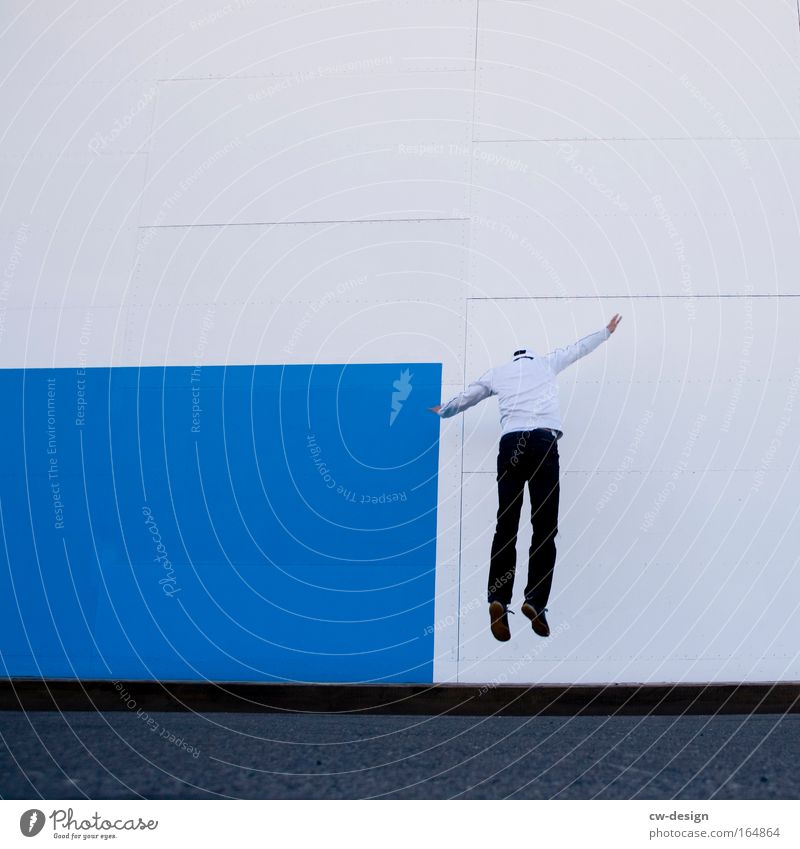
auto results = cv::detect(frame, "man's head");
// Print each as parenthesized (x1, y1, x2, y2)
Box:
(513, 348, 534, 360)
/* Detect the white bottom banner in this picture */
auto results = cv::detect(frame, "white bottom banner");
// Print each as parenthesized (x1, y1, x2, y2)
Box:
(2, 800, 797, 847)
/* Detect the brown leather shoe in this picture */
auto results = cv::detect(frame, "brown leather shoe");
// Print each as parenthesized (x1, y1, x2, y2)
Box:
(489, 601, 512, 642)
(521, 602, 550, 637)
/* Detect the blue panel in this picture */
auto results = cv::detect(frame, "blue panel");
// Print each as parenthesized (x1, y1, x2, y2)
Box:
(0, 363, 441, 683)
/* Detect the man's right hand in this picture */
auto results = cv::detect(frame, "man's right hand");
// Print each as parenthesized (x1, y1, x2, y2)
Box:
(607, 313, 622, 334)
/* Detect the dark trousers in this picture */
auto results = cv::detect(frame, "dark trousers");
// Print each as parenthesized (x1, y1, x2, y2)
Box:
(488, 429, 560, 610)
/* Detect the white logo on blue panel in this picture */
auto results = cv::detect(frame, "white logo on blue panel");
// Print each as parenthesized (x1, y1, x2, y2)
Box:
(390, 368, 413, 425)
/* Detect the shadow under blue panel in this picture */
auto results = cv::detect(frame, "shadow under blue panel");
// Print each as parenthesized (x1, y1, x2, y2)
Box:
(0, 363, 441, 683)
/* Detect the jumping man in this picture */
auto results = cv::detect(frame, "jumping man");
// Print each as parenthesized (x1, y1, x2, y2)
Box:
(429, 314, 622, 641)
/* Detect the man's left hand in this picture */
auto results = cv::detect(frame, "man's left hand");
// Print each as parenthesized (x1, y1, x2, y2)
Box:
(428, 405, 441, 414)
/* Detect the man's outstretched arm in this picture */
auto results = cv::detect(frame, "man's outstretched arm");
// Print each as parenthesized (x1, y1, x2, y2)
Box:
(545, 313, 622, 375)
(429, 369, 494, 417)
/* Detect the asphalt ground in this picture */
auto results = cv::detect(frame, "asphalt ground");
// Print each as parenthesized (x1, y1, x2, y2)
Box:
(0, 711, 797, 799)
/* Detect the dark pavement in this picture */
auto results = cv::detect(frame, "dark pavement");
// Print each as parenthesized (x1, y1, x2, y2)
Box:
(0, 711, 797, 799)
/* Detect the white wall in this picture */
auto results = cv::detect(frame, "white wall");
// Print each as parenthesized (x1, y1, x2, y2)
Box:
(3, 0, 800, 683)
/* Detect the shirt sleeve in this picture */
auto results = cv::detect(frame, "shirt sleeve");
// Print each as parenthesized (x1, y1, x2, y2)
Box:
(438, 369, 495, 417)
(544, 327, 611, 375)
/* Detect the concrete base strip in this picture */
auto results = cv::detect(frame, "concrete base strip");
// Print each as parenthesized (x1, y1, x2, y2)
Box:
(1, 679, 799, 716)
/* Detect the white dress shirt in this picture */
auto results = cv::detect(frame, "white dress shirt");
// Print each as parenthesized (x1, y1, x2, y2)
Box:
(437, 327, 611, 436)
